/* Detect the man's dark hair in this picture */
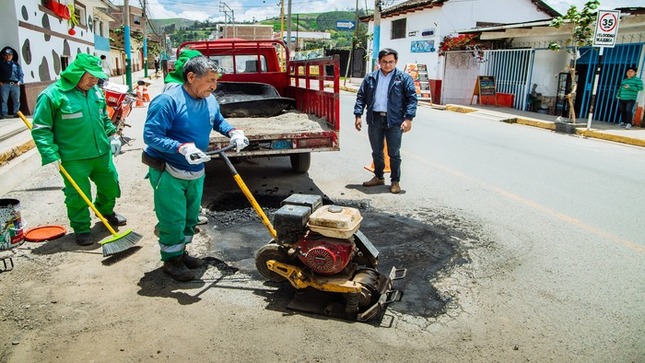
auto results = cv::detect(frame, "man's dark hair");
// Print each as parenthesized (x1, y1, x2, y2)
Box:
(627, 65, 637, 72)
(378, 48, 398, 60)
(182, 56, 219, 81)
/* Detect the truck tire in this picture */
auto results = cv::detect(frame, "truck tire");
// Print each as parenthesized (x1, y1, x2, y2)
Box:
(290, 153, 311, 173)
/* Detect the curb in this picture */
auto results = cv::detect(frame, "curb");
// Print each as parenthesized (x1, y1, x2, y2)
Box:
(444, 104, 643, 148)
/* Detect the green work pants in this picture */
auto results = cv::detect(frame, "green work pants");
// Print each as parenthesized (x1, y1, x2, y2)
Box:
(148, 167, 204, 261)
(61, 153, 121, 234)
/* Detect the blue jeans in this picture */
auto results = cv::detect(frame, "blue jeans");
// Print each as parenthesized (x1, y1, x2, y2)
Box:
(367, 113, 403, 182)
(0, 83, 20, 116)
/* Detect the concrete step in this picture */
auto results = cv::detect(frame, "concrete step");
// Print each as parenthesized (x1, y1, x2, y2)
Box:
(0, 117, 28, 142)
(0, 148, 41, 197)
(0, 115, 40, 196)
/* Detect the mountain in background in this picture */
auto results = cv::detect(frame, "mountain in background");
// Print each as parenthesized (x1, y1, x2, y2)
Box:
(150, 10, 368, 49)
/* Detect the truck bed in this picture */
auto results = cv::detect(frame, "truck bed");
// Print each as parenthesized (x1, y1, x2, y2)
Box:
(211, 111, 332, 141)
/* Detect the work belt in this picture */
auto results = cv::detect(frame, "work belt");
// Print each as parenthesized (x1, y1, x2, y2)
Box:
(0, 81, 18, 85)
(141, 151, 166, 171)
(373, 111, 387, 117)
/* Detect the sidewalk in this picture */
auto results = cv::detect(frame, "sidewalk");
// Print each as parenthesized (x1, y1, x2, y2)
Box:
(341, 79, 645, 148)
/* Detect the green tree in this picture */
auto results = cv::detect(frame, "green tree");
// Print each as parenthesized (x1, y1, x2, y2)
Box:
(548, 0, 600, 123)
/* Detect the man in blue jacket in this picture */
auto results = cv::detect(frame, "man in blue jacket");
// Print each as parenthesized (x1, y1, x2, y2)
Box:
(143, 56, 248, 281)
(354, 48, 418, 194)
(0, 47, 24, 118)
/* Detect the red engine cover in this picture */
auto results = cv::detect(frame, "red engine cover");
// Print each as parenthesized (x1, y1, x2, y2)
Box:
(294, 232, 355, 275)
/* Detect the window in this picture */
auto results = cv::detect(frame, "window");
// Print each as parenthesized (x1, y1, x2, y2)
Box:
(74, 2, 87, 27)
(133, 15, 141, 25)
(391, 19, 406, 40)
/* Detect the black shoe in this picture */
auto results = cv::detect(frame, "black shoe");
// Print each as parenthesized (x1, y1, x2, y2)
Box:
(162, 257, 195, 281)
(104, 212, 127, 226)
(0, 115, 4, 119)
(182, 252, 205, 269)
(75, 232, 92, 246)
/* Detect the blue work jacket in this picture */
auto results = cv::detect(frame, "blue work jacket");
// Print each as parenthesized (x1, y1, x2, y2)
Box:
(353, 67, 418, 127)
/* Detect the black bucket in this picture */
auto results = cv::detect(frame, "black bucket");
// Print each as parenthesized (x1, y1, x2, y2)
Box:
(0, 199, 24, 250)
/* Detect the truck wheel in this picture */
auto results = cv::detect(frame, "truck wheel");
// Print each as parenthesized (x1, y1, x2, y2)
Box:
(290, 153, 311, 173)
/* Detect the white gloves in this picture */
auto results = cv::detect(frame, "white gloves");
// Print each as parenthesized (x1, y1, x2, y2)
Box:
(229, 130, 249, 153)
(109, 135, 122, 156)
(178, 142, 211, 165)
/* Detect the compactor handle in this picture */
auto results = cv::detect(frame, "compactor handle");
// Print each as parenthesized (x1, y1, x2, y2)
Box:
(202, 144, 277, 239)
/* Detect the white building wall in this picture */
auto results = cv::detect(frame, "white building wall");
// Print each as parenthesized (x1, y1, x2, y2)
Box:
(13, 0, 100, 84)
(369, 0, 554, 80)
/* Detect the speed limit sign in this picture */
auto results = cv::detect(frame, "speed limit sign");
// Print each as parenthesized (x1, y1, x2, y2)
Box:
(593, 10, 620, 47)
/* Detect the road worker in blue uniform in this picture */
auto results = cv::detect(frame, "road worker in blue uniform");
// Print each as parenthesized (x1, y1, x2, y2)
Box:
(143, 56, 248, 281)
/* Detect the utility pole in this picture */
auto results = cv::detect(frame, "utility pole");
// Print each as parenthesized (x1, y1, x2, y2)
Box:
(124, 0, 132, 91)
(143, 0, 148, 78)
(219, 2, 235, 38)
(372, 0, 381, 70)
(280, 0, 285, 41)
(286, 0, 292, 55)
(344, 0, 359, 86)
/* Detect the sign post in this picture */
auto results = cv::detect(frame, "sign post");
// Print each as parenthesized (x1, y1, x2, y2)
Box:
(587, 10, 620, 130)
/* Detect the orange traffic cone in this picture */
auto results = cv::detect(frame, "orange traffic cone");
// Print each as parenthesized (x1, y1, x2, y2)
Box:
(142, 85, 151, 102)
(363, 139, 391, 174)
(135, 86, 144, 107)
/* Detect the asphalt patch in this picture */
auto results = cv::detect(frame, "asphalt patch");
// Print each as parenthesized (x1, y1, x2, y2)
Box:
(203, 193, 475, 319)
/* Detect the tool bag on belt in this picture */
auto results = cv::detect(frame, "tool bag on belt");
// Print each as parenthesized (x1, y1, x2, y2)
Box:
(141, 151, 165, 171)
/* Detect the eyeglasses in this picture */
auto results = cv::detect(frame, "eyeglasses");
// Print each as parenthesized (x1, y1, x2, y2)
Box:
(379, 60, 396, 65)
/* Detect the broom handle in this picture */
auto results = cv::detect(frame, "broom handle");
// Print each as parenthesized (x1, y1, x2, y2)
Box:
(18, 112, 119, 237)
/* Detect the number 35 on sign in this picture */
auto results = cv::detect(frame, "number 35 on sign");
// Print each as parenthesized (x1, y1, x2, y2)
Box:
(593, 10, 620, 48)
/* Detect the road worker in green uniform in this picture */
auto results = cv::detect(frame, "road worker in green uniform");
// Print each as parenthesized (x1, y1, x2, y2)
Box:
(31, 53, 126, 246)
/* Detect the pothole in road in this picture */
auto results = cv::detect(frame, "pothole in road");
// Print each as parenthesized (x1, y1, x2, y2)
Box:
(202, 193, 481, 319)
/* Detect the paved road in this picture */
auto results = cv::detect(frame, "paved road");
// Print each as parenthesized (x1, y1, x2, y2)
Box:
(301, 91, 645, 360)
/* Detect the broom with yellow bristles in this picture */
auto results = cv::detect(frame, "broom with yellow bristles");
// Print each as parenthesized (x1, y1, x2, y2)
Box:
(18, 111, 142, 256)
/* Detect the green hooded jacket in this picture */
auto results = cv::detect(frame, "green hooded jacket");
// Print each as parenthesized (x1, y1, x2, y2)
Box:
(32, 54, 116, 165)
(164, 49, 202, 85)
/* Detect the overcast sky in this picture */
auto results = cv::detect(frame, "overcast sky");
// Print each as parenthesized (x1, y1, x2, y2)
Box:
(112, 0, 641, 23)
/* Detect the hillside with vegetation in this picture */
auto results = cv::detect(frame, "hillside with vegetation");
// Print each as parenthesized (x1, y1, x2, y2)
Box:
(150, 10, 369, 51)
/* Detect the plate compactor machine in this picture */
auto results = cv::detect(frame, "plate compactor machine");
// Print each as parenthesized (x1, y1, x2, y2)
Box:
(254, 194, 406, 322)
(206, 146, 405, 322)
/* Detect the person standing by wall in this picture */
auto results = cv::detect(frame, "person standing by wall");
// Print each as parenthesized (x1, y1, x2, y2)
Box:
(616, 66, 644, 129)
(31, 53, 126, 246)
(353, 48, 418, 194)
(0, 47, 24, 118)
(143, 56, 248, 281)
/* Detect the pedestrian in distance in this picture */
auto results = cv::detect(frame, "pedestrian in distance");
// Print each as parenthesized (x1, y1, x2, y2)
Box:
(31, 53, 127, 246)
(142, 56, 249, 281)
(353, 48, 418, 194)
(99, 55, 111, 87)
(616, 66, 643, 129)
(0, 47, 24, 118)
(154, 59, 160, 75)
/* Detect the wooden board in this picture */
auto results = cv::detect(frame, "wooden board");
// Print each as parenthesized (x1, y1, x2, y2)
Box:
(471, 76, 497, 105)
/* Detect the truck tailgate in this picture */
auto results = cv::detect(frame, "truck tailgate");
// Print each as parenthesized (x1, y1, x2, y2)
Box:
(209, 111, 338, 156)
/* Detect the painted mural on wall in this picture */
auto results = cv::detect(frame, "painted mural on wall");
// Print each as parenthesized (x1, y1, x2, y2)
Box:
(411, 40, 435, 53)
(16, 2, 96, 84)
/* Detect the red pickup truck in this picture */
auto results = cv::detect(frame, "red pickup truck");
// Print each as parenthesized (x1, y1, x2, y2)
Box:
(176, 39, 340, 173)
